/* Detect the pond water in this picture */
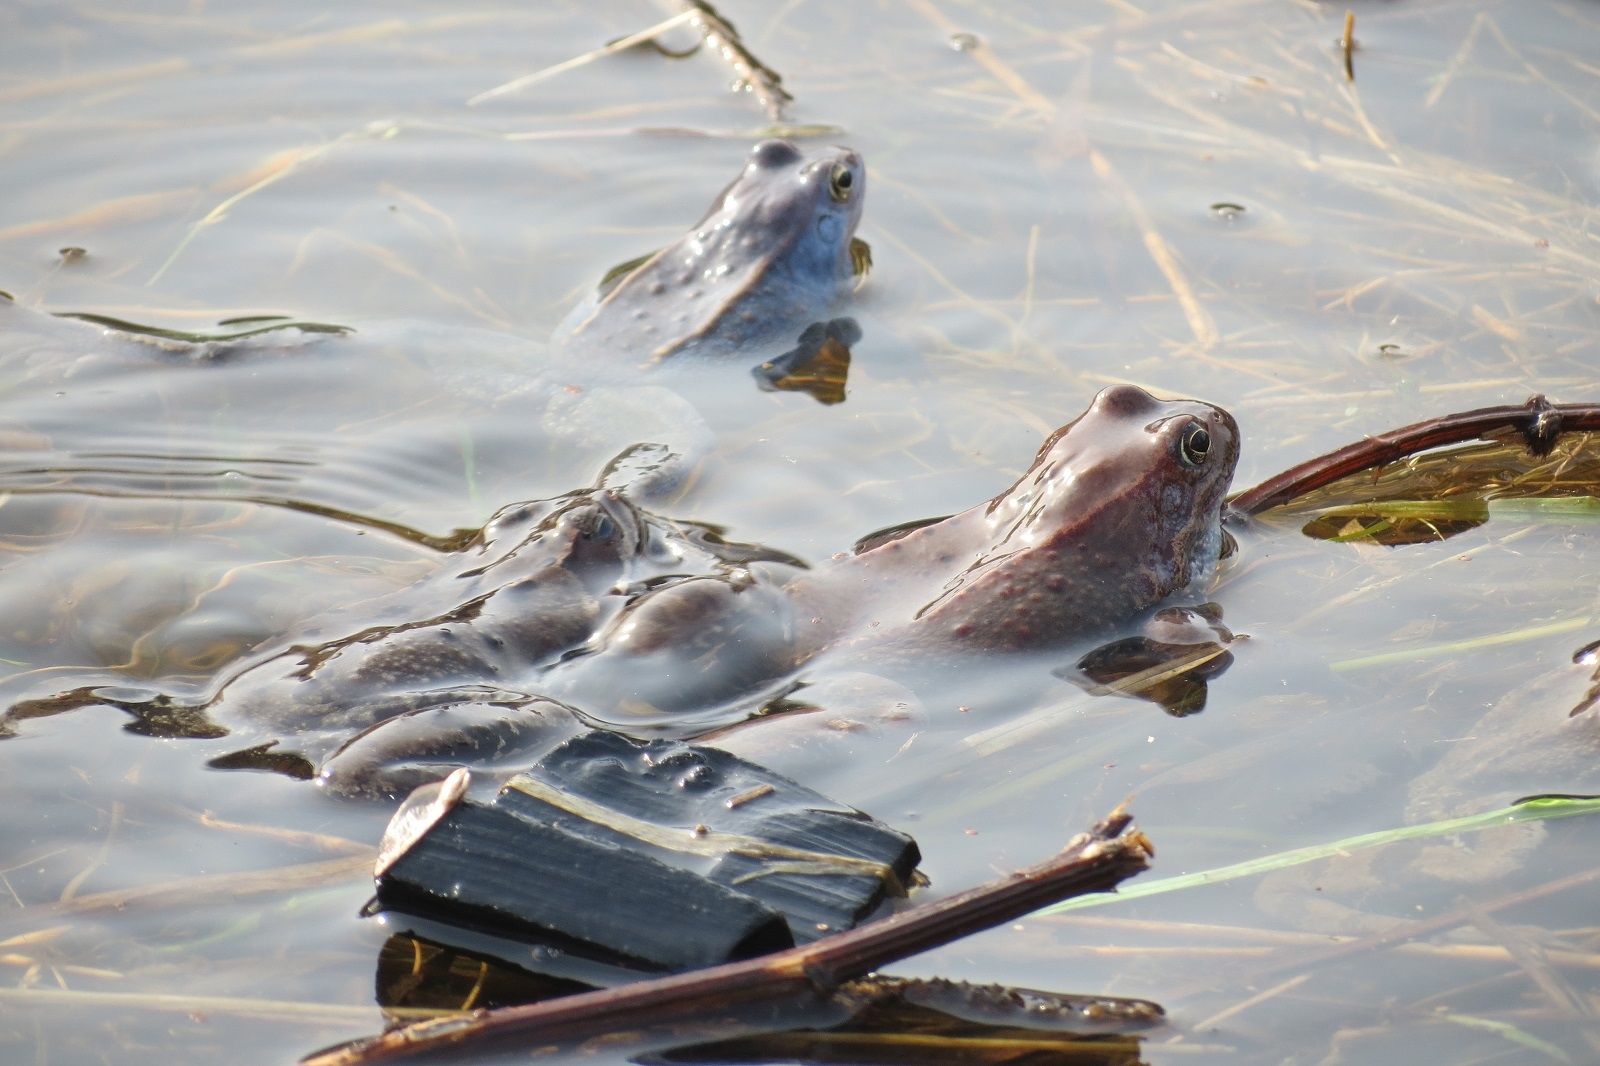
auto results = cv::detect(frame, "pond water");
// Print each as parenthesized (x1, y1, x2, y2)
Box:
(3, 0, 1600, 1063)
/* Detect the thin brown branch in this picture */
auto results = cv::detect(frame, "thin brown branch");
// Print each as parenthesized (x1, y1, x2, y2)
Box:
(1230, 396, 1600, 515)
(301, 808, 1153, 1064)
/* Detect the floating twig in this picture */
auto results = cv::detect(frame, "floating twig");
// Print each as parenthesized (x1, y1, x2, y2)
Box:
(469, 3, 791, 122)
(300, 807, 1153, 1064)
(466, 10, 699, 106)
(671, 0, 793, 122)
(1229, 395, 1600, 515)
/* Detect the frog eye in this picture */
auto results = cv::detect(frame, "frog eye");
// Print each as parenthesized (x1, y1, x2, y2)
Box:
(829, 164, 854, 202)
(1178, 422, 1211, 467)
(584, 513, 616, 541)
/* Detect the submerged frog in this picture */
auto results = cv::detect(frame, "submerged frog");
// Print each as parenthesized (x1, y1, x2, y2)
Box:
(1257, 663, 1600, 936)
(554, 384, 1240, 714)
(555, 139, 867, 364)
(10, 386, 1239, 795)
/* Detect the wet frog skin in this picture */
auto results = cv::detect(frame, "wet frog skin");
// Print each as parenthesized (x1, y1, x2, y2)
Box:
(188, 472, 805, 787)
(792, 384, 1240, 659)
(557, 385, 1239, 720)
(555, 139, 866, 364)
(16, 386, 1238, 795)
(0, 137, 876, 550)
(432, 385, 1238, 755)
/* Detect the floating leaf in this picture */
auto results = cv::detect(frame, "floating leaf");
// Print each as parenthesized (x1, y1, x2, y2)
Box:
(55, 310, 352, 343)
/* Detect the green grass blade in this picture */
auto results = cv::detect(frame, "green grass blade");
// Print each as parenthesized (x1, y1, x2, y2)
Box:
(1036, 795, 1600, 916)
(1441, 1013, 1572, 1062)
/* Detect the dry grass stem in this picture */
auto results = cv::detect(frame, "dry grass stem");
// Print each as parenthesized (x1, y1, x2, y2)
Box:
(467, 11, 700, 106)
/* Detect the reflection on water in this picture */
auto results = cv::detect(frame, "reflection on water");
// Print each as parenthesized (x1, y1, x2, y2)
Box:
(1065, 605, 1238, 717)
(374, 932, 1161, 1066)
(752, 317, 858, 405)
(4, 0, 1600, 1063)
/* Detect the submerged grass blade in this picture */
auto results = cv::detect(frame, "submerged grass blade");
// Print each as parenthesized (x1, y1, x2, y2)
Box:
(0, 986, 454, 1026)
(149, 124, 396, 285)
(1441, 1013, 1573, 1062)
(1326, 517, 1393, 542)
(1329, 615, 1594, 672)
(1035, 795, 1600, 916)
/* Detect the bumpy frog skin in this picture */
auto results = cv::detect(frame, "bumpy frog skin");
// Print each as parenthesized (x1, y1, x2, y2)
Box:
(792, 384, 1240, 658)
(556, 139, 866, 363)
(183, 475, 805, 785)
(7, 387, 1237, 794)
(552, 385, 1240, 718)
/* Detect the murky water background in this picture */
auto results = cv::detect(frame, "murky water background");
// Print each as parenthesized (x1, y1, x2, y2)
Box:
(3, 0, 1600, 1062)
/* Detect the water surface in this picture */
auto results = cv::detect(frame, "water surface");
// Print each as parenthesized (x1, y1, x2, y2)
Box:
(3, 1, 1600, 1063)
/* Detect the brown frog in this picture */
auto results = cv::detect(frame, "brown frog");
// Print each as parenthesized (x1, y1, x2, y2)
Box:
(19, 387, 1239, 796)
(541, 384, 1240, 725)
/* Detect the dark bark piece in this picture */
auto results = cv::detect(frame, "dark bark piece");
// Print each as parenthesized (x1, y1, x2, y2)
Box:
(482, 733, 916, 944)
(376, 798, 795, 971)
(303, 808, 1153, 1065)
(1230, 395, 1600, 515)
(706, 808, 915, 942)
(373, 732, 920, 967)
(650, 1028, 1145, 1066)
(528, 732, 919, 885)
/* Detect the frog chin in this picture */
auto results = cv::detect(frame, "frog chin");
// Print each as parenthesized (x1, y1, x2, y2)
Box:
(1179, 512, 1225, 594)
